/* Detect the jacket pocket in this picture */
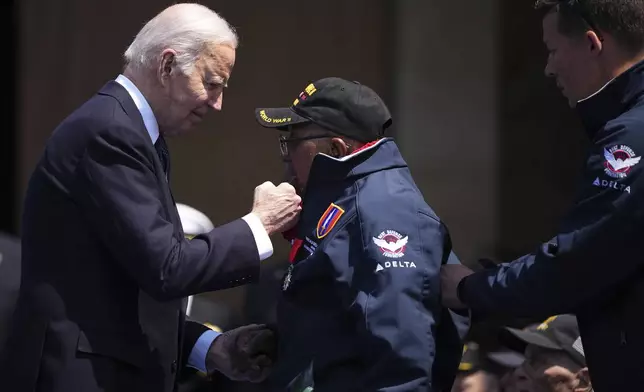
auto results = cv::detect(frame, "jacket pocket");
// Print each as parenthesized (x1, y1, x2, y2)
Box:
(76, 330, 150, 369)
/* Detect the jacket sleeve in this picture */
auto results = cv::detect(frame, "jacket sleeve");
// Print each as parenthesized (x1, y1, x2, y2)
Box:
(460, 124, 644, 317)
(445, 251, 471, 340)
(73, 124, 260, 301)
(346, 210, 446, 391)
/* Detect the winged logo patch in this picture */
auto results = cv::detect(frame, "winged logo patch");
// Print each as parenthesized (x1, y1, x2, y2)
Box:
(372, 230, 408, 258)
(604, 145, 641, 179)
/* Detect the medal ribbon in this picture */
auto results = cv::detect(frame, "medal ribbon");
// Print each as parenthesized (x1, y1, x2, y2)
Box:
(288, 239, 304, 264)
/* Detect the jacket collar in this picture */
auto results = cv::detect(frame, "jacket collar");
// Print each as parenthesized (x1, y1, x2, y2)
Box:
(97, 80, 151, 143)
(306, 138, 407, 186)
(577, 59, 644, 137)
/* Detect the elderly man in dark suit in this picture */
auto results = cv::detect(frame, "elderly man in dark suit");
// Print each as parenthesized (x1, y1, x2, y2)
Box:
(0, 3, 300, 392)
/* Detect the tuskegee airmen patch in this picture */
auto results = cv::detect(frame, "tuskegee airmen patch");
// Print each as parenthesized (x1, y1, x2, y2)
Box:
(316, 203, 345, 239)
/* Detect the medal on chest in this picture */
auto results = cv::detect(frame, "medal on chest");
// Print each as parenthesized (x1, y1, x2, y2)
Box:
(283, 238, 304, 291)
(282, 203, 345, 291)
(283, 263, 294, 291)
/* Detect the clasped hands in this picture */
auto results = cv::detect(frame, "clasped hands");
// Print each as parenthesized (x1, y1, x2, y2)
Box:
(206, 323, 278, 383)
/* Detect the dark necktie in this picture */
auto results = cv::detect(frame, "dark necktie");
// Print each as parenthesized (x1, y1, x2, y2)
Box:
(154, 135, 170, 181)
(139, 135, 180, 372)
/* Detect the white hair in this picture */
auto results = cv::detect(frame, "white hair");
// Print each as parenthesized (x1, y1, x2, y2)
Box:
(124, 3, 238, 74)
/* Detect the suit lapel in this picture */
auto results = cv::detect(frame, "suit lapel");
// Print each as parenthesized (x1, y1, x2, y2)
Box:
(98, 81, 183, 235)
(99, 81, 149, 141)
(100, 82, 185, 369)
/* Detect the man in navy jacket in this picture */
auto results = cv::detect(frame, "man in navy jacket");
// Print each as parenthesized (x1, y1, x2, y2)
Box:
(255, 77, 468, 391)
(441, 1, 644, 390)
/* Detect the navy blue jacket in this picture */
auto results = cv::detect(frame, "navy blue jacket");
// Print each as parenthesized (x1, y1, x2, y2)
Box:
(269, 139, 467, 392)
(459, 61, 644, 391)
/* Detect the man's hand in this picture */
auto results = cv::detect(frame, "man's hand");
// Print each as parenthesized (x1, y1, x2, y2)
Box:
(252, 181, 302, 236)
(543, 366, 592, 392)
(206, 324, 277, 383)
(440, 264, 475, 309)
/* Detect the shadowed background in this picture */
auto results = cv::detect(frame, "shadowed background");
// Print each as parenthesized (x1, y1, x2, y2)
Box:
(4, 0, 586, 328)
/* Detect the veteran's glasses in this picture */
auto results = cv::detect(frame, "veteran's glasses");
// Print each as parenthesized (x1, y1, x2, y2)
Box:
(279, 134, 329, 157)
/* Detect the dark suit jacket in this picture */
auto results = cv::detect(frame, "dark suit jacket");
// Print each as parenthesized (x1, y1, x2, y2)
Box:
(0, 81, 260, 392)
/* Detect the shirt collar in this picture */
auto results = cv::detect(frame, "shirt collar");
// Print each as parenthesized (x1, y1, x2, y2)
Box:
(115, 74, 160, 144)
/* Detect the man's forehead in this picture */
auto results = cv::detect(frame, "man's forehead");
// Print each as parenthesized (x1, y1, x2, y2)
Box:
(203, 45, 235, 76)
(542, 11, 560, 39)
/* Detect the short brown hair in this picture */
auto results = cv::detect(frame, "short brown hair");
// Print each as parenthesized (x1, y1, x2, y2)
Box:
(535, 0, 644, 54)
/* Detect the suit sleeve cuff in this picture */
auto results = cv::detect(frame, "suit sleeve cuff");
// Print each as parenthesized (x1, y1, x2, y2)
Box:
(242, 213, 273, 261)
(187, 329, 221, 373)
(458, 276, 484, 321)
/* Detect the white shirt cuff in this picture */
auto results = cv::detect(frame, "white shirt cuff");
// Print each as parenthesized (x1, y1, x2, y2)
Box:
(242, 213, 273, 261)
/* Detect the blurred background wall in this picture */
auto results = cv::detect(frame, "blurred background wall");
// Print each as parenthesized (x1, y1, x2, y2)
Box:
(4, 0, 586, 328)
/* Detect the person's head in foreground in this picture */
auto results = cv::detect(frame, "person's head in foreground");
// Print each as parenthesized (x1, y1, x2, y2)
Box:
(123, 3, 238, 135)
(451, 342, 504, 392)
(500, 315, 592, 392)
(254, 77, 392, 193)
(536, 0, 644, 107)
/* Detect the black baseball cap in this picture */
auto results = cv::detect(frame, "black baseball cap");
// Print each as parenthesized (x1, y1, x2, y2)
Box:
(254, 77, 393, 143)
(504, 315, 585, 367)
(458, 342, 482, 372)
(458, 342, 525, 374)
